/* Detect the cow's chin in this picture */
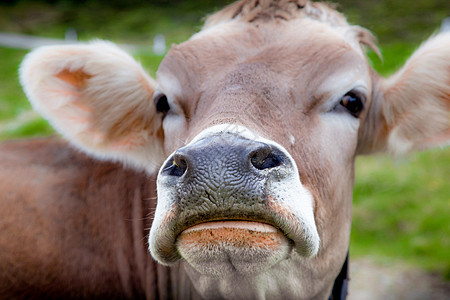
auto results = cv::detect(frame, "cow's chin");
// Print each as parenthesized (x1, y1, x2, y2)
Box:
(176, 221, 292, 277)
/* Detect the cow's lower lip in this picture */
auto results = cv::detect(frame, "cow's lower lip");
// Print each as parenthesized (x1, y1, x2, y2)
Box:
(181, 220, 280, 234)
(176, 220, 292, 276)
(176, 220, 288, 249)
(176, 220, 285, 248)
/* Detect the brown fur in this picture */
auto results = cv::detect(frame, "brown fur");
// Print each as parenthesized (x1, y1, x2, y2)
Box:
(204, 0, 342, 27)
(0, 138, 194, 299)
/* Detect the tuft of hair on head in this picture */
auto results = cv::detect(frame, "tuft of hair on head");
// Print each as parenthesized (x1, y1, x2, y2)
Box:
(203, 0, 380, 59)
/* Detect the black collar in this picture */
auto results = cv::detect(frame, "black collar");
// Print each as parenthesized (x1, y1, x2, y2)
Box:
(328, 252, 349, 300)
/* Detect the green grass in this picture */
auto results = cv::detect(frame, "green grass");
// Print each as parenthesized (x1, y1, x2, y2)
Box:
(338, 0, 449, 45)
(0, 0, 448, 278)
(0, 47, 28, 121)
(0, 47, 53, 140)
(352, 150, 450, 278)
(0, 1, 230, 45)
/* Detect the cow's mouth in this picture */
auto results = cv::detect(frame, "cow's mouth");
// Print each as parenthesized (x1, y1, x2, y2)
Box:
(175, 219, 293, 276)
(149, 199, 319, 276)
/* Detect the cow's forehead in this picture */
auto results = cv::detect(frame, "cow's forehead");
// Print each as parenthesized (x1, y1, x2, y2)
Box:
(155, 18, 372, 153)
(156, 17, 371, 109)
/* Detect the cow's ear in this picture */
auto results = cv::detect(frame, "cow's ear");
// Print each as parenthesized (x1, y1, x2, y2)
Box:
(20, 41, 165, 173)
(358, 32, 450, 155)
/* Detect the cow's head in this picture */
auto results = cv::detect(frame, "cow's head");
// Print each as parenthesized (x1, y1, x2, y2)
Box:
(20, 0, 449, 298)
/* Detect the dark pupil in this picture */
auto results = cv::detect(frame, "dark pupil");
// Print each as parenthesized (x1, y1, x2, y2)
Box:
(155, 95, 170, 114)
(341, 92, 363, 116)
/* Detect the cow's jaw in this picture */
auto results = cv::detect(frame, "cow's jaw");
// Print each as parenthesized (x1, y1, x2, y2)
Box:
(149, 125, 319, 279)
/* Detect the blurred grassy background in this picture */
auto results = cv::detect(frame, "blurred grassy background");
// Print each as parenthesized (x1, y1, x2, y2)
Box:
(0, 0, 449, 278)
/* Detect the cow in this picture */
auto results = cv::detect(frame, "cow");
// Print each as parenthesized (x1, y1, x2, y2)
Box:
(0, 0, 449, 299)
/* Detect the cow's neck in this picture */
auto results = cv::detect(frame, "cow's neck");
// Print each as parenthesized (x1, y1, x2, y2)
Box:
(116, 171, 197, 298)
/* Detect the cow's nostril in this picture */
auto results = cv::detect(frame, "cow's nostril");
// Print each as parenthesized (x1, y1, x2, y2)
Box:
(164, 154, 188, 177)
(250, 146, 283, 170)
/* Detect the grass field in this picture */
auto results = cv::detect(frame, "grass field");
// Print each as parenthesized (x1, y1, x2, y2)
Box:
(0, 0, 449, 279)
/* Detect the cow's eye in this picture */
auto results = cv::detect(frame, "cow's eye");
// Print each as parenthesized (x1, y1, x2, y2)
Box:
(339, 91, 364, 117)
(154, 93, 170, 115)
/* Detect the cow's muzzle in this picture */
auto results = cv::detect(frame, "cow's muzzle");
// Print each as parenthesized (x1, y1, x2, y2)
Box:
(149, 125, 320, 276)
